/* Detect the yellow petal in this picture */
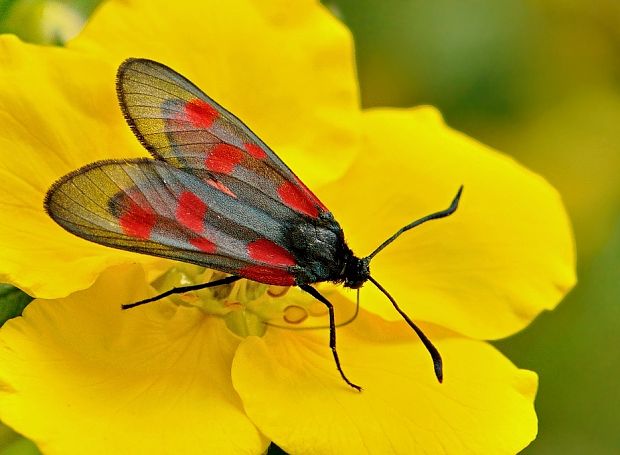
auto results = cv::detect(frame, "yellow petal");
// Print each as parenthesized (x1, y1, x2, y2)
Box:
(232, 307, 538, 454)
(320, 107, 576, 339)
(0, 36, 162, 298)
(69, 0, 361, 186)
(0, 265, 267, 455)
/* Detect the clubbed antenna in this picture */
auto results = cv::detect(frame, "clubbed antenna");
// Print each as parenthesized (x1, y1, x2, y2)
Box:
(365, 186, 463, 262)
(368, 276, 443, 383)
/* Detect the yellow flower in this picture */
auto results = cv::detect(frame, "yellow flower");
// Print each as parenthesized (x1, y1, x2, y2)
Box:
(0, 0, 575, 454)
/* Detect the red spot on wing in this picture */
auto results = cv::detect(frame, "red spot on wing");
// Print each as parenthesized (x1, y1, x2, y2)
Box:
(248, 239, 296, 266)
(207, 179, 237, 198)
(205, 143, 244, 174)
(244, 142, 267, 159)
(239, 265, 295, 286)
(119, 199, 156, 240)
(176, 191, 207, 233)
(277, 181, 319, 218)
(190, 237, 217, 253)
(185, 98, 219, 128)
(294, 176, 328, 211)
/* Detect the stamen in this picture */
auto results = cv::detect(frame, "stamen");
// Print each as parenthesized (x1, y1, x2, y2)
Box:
(178, 292, 200, 304)
(308, 300, 329, 316)
(267, 285, 290, 298)
(283, 305, 309, 324)
(223, 301, 244, 311)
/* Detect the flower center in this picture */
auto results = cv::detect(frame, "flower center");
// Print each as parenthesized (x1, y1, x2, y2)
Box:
(150, 265, 339, 338)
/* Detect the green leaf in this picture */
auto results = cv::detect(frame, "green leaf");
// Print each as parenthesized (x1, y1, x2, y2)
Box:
(0, 437, 41, 455)
(0, 284, 32, 327)
(0, 0, 20, 22)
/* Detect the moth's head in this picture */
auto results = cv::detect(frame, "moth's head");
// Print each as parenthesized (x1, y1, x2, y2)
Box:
(343, 256, 370, 289)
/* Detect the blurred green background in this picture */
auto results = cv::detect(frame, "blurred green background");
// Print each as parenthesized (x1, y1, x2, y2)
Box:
(0, 0, 618, 453)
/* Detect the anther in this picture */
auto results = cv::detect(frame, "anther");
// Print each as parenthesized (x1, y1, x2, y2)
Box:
(283, 305, 308, 324)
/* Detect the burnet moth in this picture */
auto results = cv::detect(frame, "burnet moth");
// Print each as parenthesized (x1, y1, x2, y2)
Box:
(44, 59, 463, 391)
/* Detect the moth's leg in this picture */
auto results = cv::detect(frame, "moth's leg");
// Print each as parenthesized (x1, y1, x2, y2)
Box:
(300, 284, 362, 392)
(122, 275, 242, 310)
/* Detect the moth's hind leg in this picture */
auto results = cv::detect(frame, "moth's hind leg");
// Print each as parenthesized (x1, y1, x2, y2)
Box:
(299, 284, 362, 392)
(122, 275, 242, 310)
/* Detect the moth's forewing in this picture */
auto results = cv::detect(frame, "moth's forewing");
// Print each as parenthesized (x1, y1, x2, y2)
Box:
(117, 58, 327, 218)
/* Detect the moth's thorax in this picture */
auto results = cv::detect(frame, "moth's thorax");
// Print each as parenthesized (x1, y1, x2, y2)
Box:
(287, 212, 350, 285)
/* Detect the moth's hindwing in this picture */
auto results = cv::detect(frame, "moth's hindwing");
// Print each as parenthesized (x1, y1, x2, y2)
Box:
(45, 158, 303, 285)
